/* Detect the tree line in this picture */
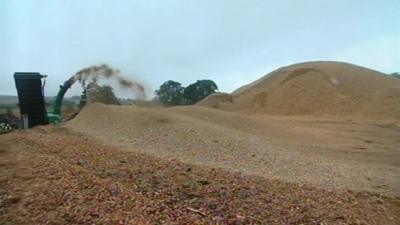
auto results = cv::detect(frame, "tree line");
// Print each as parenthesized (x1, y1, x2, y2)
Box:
(155, 80, 218, 106)
(67, 79, 218, 107)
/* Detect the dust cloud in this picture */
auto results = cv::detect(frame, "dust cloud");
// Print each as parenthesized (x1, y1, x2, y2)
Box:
(70, 64, 147, 99)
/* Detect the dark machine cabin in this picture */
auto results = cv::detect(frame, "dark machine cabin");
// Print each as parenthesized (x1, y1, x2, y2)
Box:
(14, 72, 48, 128)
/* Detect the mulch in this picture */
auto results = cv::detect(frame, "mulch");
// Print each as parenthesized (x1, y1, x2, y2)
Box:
(0, 126, 399, 225)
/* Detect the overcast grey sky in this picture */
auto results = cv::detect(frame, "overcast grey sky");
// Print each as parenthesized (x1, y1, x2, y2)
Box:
(1, 0, 399, 98)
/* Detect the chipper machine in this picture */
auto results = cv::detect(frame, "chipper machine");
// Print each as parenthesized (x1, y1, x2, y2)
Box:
(14, 72, 86, 128)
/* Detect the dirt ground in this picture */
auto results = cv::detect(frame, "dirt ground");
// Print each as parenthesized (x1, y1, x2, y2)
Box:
(0, 126, 399, 224)
(67, 104, 400, 196)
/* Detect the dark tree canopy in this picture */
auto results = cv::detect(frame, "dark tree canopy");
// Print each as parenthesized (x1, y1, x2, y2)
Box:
(155, 80, 184, 106)
(86, 81, 120, 105)
(391, 72, 400, 79)
(183, 80, 218, 104)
